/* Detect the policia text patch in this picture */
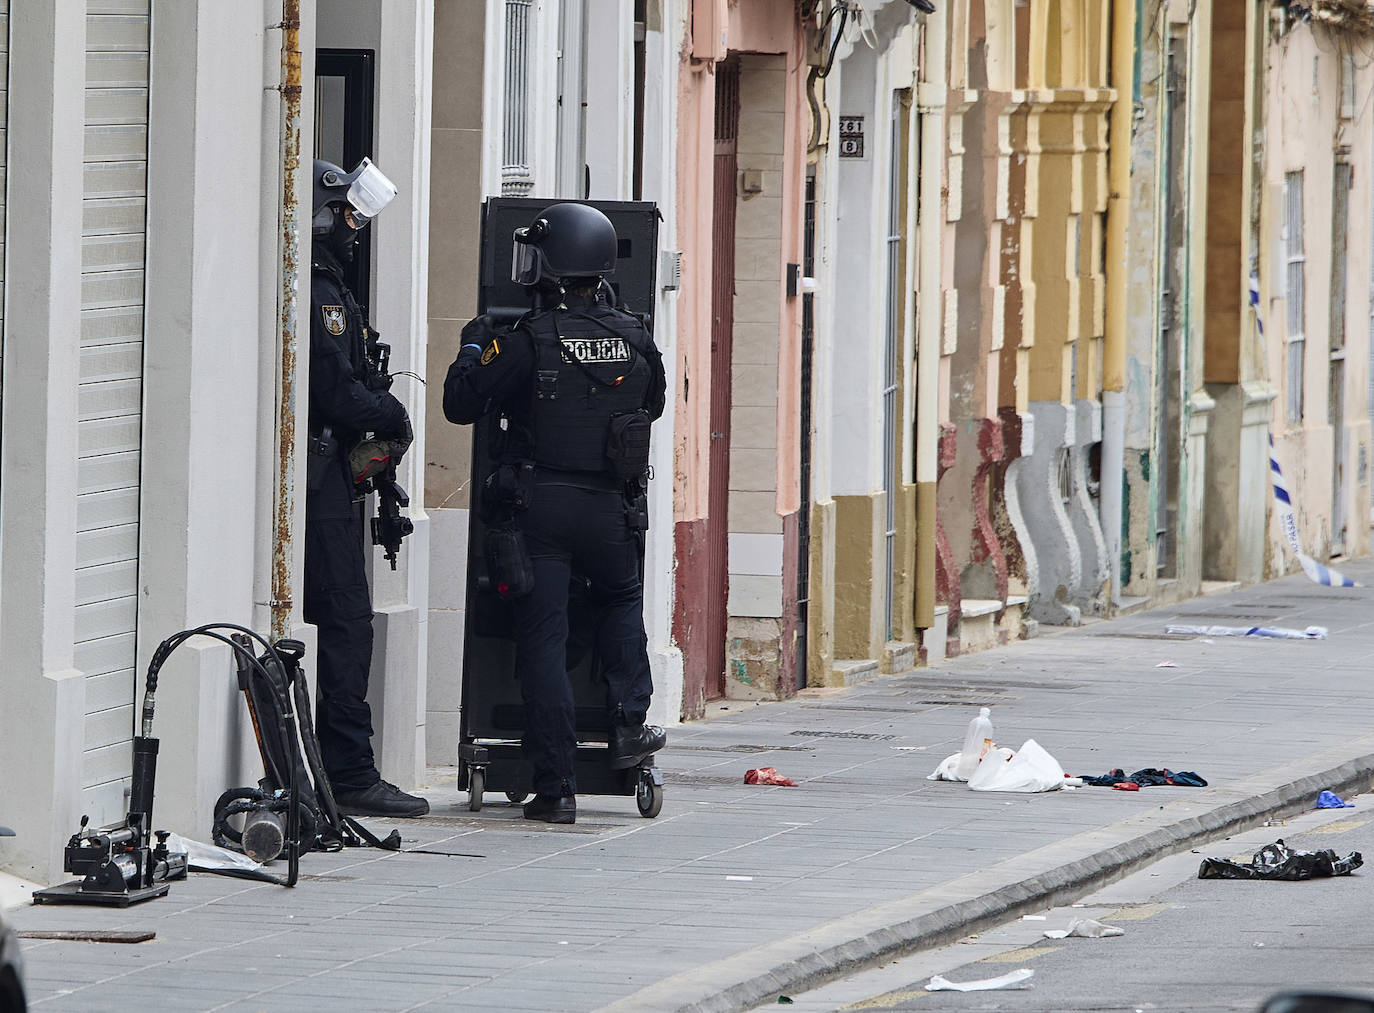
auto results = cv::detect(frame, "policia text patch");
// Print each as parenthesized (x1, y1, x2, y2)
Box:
(560, 335, 631, 364)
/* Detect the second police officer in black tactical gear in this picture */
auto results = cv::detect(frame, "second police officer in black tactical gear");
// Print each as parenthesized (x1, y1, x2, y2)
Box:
(307, 157, 428, 818)
(444, 203, 668, 825)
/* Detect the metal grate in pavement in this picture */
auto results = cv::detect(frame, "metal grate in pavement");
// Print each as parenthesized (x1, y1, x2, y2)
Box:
(790, 730, 897, 741)
(1172, 610, 1289, 619)
(1088, 632, 1193, 640)
(665, 773, 750, 788)
(418, 815, 615, 834)
(671, 743, 815, 753)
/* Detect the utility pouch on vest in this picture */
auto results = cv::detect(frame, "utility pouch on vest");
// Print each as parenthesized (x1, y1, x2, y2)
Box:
(481, 461, 534, 523)
(606, 410, 652, 480)
(306, 428, 339, 493)
(484, 526, 534, 599)
(625, 489, 649, 532)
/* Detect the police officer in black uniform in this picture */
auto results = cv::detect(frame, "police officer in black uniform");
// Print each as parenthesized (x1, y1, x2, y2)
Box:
(307, 157, 428, 818)
(444, 203, 668, 824)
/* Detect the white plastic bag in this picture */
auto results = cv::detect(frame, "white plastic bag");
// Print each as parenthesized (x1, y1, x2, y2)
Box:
(927, 752, 965, 781)
(926, 968, 1034, 991)
(1044, 917, 1124, 939)
(929, 745, 1014, 781)
(967, 739, 1065, 792)
(164, 833, 264, 873)
(956, 707, 995, 780)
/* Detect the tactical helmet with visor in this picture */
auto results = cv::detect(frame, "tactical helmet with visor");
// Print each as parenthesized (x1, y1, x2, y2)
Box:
(511, 202, 618, 288)
(312, 157, 397, 254)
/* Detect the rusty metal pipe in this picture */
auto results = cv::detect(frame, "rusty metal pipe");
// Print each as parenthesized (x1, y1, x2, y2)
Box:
(271, 0, 303, 642)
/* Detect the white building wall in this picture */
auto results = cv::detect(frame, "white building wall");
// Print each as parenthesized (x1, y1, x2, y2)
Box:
(640, 0, 685, 726)
(0, 0, 435, 881)
(826, 23, 910, 500)
(0, 0, 91, 883)
(1262, 21, 1373, 569)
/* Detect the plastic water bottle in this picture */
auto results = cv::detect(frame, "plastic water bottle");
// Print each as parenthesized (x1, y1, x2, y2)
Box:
(956, 707, 995, 780)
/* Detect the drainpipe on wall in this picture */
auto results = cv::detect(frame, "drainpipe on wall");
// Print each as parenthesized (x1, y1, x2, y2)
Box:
(271, 0, 303, 643)
(1101, 0, 1137, 608)
(913, 6, 946, 631)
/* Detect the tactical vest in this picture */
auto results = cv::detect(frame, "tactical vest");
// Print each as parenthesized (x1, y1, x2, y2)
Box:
(310, 259, 371, 443)
(525, 305, 653, 476)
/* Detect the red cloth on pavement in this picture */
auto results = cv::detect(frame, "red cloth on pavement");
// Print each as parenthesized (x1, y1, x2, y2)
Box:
(745, 767, 796, 787)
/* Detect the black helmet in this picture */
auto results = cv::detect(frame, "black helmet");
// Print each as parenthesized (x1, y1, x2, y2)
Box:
(511, 203, 617, 287)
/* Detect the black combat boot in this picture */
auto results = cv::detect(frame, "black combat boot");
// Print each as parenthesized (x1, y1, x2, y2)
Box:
(335, 779, 430, 818)
(522, 795, 576, 824)
(608, 723, 667, 769)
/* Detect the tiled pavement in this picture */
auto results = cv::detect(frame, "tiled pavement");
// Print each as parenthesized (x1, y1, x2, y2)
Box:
(9, 564, 1374, 1011)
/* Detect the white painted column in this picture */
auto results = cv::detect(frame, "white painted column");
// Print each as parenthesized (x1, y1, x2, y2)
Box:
(136, 0, 288, 842)
(640, 0, 684, 726)
(0, 1, 89, 882)
(369, 0, 434, 788)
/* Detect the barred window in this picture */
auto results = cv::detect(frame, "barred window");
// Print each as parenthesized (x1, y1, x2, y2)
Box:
(1284, 171, 1306, 424)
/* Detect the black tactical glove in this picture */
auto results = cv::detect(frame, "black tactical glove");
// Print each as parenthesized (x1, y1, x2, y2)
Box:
(389, 417, 414, 465)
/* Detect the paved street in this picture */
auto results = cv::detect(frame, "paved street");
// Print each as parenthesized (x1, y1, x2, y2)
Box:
(10, 564, 1374, 1012)
(775, 807, 1372, 1011)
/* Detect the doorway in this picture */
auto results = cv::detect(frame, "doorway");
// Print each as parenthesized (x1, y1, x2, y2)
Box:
(702, 57, 741, 703)
(315, 48, 375, 309)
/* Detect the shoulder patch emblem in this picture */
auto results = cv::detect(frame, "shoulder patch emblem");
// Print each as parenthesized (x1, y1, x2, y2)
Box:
(321, 305, 346, 336)
(480, 339, 501, 366)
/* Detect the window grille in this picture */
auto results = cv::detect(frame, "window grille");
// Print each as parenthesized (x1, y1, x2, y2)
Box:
(1284, 171, 1305, 424)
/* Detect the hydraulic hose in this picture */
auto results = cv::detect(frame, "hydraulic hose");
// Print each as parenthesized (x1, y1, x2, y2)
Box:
(142, 623, 301, 887)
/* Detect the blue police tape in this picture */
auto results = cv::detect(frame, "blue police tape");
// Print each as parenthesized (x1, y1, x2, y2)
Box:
(1253, 274, 1359, 588)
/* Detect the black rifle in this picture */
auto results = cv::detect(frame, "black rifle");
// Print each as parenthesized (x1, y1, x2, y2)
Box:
(361, 333, 415, 570)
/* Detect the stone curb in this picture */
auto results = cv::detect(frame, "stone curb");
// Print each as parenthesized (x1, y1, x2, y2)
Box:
(600, 747, 1374, 1013)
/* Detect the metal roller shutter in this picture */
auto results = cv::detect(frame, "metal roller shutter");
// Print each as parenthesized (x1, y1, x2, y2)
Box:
(0, 1, 7, 423)
(77, 1, 149, 825)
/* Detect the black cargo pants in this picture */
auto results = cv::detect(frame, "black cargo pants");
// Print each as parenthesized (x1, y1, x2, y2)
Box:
(303, 460, 380, 793)
(513, 479, 653, 797)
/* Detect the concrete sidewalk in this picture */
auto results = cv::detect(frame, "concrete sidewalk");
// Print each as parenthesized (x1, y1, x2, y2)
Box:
(10, 566, 1374, 1012)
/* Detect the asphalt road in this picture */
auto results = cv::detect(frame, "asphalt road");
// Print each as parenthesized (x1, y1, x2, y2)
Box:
(763, 803, 1374, 1012)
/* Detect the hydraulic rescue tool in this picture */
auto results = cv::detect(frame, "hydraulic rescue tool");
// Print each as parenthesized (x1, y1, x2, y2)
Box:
(34, 624, 308, 906)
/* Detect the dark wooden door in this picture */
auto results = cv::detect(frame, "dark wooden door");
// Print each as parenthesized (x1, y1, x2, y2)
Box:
(703, 63, 739, 701)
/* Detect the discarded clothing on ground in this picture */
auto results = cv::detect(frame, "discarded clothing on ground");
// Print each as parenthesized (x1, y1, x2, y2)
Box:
(1044, 917, 1125, 939)
(1166, 623, 1328, 640)
(744, 766, 796, 787)
(1316, 790, 1355, 809)
(1079, 767, 1207, 788)
(1198, 839, 1363, 881)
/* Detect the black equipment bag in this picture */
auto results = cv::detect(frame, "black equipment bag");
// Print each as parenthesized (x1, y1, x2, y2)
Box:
(606, 410, 652, 480)
(484, 526, 535, 599)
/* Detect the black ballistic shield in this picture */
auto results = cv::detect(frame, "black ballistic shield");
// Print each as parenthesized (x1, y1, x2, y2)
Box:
(458, 198, 660, 805)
